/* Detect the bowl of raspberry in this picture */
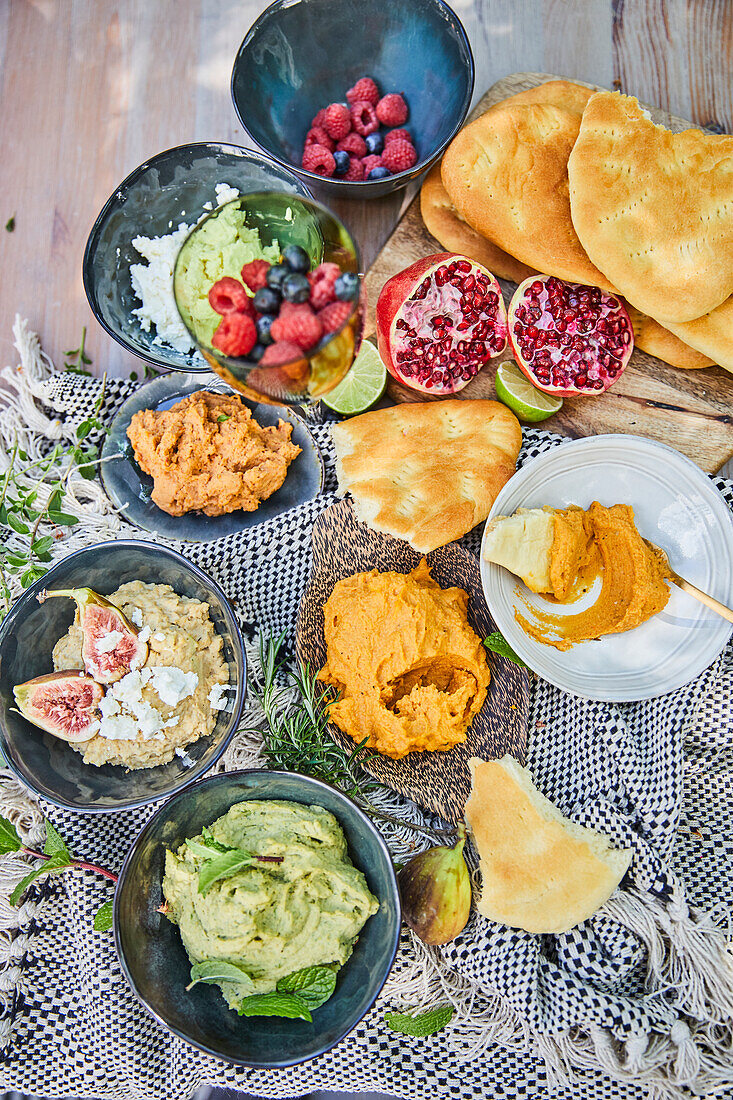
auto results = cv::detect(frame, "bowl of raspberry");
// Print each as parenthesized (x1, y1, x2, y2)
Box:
(231, 0, 474, 198)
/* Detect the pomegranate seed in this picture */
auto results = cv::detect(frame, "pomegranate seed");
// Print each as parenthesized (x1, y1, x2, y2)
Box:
(457, 260, 472, 272)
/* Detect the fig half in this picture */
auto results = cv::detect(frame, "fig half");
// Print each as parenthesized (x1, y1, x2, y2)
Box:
(398, 824, 472, 945)
(13, 671, 104, 742)
(40, 587, 148, 684)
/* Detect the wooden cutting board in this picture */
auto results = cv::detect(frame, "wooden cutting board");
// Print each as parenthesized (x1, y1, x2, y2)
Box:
(363, 72, 732, 475)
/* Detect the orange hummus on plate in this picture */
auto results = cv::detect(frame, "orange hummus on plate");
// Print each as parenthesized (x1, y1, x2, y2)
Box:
(318, 560, 490, 760)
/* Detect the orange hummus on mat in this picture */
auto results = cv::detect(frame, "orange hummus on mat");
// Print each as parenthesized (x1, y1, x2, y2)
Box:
(318, 560, 490, 759)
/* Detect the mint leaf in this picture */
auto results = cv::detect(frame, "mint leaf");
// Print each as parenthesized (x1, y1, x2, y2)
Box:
(186, 960, 255, 993)
(5, 215, 14, 232)
(0, 815, 22, 854)
(10, 853, 72, 906)
(197, 851, 254, 895)
(277, 965, 337, 1010)
(238, 991, 312, 1021)
(483, 632, 527, 668)
(384, 1004, 454, 1037)
(93, 900, 114, 931)
(216, 414, 231, 423)
(43, 819, 72, 861)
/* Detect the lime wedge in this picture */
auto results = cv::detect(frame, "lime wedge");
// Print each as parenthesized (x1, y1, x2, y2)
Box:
(494, 361, 563, 423)
(322, 339, 387, 415)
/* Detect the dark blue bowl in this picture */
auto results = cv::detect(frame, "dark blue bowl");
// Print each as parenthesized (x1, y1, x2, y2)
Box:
(231, 0, 475, 199)
(0, 541, 245, 812)
(114, 769, 401, 1067)
(83, 143, 313, 373)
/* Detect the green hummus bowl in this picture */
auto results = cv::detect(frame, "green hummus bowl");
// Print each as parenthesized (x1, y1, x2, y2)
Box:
(114, 770, 401, 1067)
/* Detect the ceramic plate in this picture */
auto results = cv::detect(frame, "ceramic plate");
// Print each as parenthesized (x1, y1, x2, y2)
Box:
(296, 499, 529, 823)
(481, 435, 733, 702)
(101, 373, 324, 542)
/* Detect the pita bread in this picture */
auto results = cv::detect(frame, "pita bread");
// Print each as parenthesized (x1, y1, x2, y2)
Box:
(442, 101, 614, 290)
(568, 91, 733, 323)
(332, 400, 522, 554)
(420, 162, 538, 283)
(626, 307, 716, 370)
(660, 295, 733, 374)
(465, 756, 632, 934)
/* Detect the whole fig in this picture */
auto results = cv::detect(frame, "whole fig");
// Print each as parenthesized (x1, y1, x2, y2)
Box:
(398, 825, 471, 945)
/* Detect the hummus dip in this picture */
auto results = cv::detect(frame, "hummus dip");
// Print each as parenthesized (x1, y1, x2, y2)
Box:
(162, 799, 379, 1009)
(319, 559, 490, 760)
(52, 580, 229, 769)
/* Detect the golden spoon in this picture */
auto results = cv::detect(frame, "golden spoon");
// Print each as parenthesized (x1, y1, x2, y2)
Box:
(645, 540, 733, 624)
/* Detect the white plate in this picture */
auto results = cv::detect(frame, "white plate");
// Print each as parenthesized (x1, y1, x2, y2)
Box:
(480, 435, 733, 701)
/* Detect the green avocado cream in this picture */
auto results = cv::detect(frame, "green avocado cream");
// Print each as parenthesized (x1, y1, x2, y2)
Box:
(162, 799, 379, 1010)
(174, 202, 280, 348)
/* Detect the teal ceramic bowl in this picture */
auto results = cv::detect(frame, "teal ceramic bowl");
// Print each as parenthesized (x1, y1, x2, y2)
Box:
(114, 770, 401, 1066)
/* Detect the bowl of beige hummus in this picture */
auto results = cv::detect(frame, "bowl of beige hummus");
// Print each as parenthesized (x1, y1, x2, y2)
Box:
(0, 540, 246, 811)
(114, 769, 401, 1067)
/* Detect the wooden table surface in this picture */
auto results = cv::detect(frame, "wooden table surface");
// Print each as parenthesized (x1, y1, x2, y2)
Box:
(0, 0, 731, 383)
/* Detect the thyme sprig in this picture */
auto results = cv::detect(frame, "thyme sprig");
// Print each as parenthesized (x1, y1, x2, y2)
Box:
(0, 378, 108, 616)
(63, 326, 93, 374)
(249, 634, 454, 841)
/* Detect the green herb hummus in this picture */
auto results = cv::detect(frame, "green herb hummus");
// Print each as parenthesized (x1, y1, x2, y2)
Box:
(162, 799, 379, 1010)
(174, 201, 280, 348)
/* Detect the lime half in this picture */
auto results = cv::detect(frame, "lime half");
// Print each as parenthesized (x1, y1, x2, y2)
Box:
(494, 361, 563, 423)
(322, 339, 387, 415)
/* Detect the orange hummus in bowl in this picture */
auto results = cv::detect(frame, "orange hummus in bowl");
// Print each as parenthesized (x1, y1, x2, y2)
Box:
(318, 560, 490, 760)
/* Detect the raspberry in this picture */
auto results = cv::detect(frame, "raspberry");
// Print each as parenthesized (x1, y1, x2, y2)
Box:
(382, 138, 418, 173)
(376, 93, 408, 126)
(343, 156, 365, 181)
(350, 100, 379, 136)
(362, 154, 384, 176)
(211, 312, 256, 357)
(305, 126, 335, 151)
(308, 262, 341, 309)
(346, 77, 379, 106)
(301, 144, 336, 176)
(260, 340, 305, 367)
(384, 128, 412, 146)
(318, 300, 353, 333)
(323, 103, 351, 140)
(208, 277, 251, 316)
(240, 259, 270, 294)
(271, 303, 323, 350)
(336, 132, 367, 158)
(311, 107, 328, 128)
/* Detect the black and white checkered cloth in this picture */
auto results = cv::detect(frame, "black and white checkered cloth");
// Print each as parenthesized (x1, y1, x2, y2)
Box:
(1, 372, 732, 1100)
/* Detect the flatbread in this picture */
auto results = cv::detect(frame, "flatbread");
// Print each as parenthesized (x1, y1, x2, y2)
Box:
(626, 307, 716, 370)
(420, 162, 537, 283)
(331, 400, 522, 554)
(568, 91, 733, 323)
(441, 100, 614, 289)
(660, 295, 733, 374)
(464, 756, 632, 934)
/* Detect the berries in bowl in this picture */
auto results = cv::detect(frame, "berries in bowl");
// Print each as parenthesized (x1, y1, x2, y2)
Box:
(230, 0, 475, 198)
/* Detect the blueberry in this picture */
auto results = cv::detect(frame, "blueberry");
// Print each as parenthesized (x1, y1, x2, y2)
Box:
(265, 263, 289, 291)
(334, 271, 360, 300)
(281, 272, 311, 304)
(248, 343, 265, 363)
(333, 150, 350, 177)
(365, 132, 383, 155)
(253, 286, 281, 314)
(367, 166, 391, 180)
(256, 314, 275, 346)
(282, 244, 310, 273)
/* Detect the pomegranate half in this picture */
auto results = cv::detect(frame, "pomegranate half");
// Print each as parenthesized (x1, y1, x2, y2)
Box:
(508, 276, 634, 396)
(376, 252, 508, 395)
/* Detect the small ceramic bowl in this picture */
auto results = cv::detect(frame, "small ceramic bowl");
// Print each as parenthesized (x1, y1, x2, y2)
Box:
(82, 143, 312, 373)
(0, 541, 246, 812)
(231, 0, 475, 199)
(114, 769, 401, 1067)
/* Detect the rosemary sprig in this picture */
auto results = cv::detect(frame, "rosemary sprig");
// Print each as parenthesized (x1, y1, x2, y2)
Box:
(249, 634, 454, 842)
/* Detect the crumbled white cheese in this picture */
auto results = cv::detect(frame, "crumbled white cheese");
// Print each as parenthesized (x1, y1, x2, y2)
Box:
(154, 632, 166, 642)
(96, 630, 124, 653)
(149, 666, 198, 707)
(175, 746, 195, 766)
(129, 608, 143, 627)
(137, 625, 151, 644)
(129, 182, 240, 354)
(208, 682, 233, 710)
(96, 666, 190, 741)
